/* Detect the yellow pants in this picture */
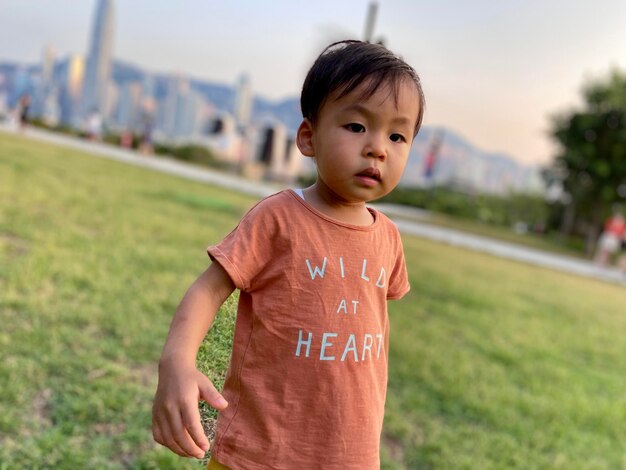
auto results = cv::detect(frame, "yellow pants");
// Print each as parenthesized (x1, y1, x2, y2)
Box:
(207, 457, 231, 470)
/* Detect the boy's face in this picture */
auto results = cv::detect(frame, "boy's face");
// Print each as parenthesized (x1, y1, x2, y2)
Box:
(297, 78, 420, 204)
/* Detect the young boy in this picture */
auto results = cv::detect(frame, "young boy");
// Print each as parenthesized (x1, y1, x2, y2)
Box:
(152, 39, 425, 469)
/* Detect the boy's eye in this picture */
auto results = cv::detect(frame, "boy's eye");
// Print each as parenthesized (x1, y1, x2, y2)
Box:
(390, 133, 406, 143)
(345, 123, 365, 133)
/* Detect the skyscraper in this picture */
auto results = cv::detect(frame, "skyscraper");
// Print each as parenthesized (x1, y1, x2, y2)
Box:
(60, 55, 85, 125)
(33, 45, 56, 117)
(82, 0, 114, 119)
(234, 73, 252, 129)
(41, 45, 56, 90)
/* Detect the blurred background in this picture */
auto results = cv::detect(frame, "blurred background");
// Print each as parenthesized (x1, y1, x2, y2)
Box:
(2, 1, 626, 468)
(2, 0, 626, 257)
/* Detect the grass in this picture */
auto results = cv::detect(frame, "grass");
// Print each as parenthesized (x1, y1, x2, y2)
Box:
(383, 238, 626, 468)
(0, 132, 250, 468)
(2, 132, 626, 468)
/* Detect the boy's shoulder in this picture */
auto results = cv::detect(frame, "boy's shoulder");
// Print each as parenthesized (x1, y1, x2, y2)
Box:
(242, 189, 296, 220)
(234, 190, 302, 237)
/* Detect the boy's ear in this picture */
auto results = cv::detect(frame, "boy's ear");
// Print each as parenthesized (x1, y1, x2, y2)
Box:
(296, 119, 315, 157)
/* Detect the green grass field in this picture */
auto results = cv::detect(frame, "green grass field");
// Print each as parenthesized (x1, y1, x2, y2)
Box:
(1, 132, 626, 469)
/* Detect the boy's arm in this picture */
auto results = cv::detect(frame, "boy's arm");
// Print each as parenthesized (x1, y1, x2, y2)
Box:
(152, 262, 235, 459)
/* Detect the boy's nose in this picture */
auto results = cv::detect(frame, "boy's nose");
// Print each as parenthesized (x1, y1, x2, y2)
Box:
(363, 135, 386, 160)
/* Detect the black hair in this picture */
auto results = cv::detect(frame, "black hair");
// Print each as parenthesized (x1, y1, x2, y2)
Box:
(300, 40, 425, 136)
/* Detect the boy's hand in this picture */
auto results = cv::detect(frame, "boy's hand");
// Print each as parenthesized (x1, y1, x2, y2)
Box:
(152, 364, 228, 459)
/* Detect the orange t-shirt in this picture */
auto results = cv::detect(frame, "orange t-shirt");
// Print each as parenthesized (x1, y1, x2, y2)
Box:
(207, 190, 410, 469)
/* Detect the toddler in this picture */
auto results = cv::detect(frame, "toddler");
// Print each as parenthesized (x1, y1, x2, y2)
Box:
(152, 39, 425, 469)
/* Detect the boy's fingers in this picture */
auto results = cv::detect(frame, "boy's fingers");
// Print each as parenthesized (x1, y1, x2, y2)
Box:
(169, 438, 193, 458)
(152, 411, 169, 444)
(199, 379, 228, 410)
(181, 405, 210, 451)
(167, 409, 206, 459)
(154, 416, 185, 455)
(152, 419, 165, 445)
(152, 416, 189, 457)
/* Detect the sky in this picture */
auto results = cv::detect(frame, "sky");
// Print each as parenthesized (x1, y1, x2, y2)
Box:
(1, 0, 626, 167)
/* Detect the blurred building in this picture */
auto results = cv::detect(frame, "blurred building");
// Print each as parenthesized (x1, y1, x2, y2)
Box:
(175, 88, 204, 137)
(115, 81, 143, 129)
(158, 75, 184, 137)
(0, 74, 8, 118)
(32, 46, 57, 117)
(157, 75, 206, 139)
(140, 74, 157, 116)
(82, 0, 114, 119)
(137, 75, 157, 135)
(104, 81, 118, 122)
(255, 122, 302, 182)
(201, 111, 239, 159)
(41, 46, 56, 90)
(59, 55, 85, 126)
(41, 87, 60, 126)
(9, 67, 30, 108)
(234, 73, 252, 129)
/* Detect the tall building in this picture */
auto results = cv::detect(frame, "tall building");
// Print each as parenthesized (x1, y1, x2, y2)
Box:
(10, 67, 30, 107)
(32, 45, 56, 117)
(82, 0, 114, 119)
(174, 89, 205, 138)
(41, 46, 56, 89)
(158, 75, 185, 136)
(234, 73, 252, 128)
(60, 55, 85, 125)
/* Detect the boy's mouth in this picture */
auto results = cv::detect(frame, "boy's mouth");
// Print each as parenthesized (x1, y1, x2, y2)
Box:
(356, 167, 382, 183)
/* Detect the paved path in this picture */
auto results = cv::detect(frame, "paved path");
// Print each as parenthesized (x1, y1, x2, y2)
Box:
(3, 124, 625, 286)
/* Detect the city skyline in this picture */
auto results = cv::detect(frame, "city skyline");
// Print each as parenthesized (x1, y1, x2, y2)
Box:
(2, 0, 626, 166)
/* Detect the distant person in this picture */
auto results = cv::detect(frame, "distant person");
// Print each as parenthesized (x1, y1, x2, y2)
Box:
(594, 212, 626, 266)
(18, 94, 31, 130)
(152, 40, 425, 469)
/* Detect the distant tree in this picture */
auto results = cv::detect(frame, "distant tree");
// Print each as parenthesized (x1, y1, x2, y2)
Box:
(549, 69, 626, 253)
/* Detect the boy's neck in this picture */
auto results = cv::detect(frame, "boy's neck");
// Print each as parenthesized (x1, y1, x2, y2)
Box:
(302, 183, 375, 226)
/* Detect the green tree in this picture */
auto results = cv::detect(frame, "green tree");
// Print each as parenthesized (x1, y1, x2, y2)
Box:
(550, 69, 626, 253)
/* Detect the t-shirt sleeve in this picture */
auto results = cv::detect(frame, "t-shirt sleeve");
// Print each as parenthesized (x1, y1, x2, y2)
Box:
(387, 228, 410, 300)
(207, 198, 280, 292)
